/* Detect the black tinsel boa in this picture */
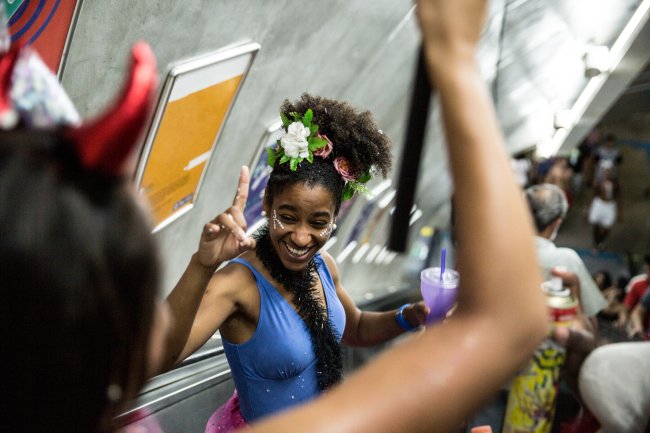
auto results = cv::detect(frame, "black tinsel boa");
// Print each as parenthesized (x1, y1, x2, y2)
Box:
(254, 224, 343, 390)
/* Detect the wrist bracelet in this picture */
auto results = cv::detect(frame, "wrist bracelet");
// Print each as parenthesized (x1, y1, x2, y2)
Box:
(395, 303, 418, 332)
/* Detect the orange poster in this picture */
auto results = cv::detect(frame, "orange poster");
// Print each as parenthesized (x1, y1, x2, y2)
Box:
(136, 43, 259, 231)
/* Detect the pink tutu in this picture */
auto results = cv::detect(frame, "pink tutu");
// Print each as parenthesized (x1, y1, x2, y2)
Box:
(205, 390, 247, 433)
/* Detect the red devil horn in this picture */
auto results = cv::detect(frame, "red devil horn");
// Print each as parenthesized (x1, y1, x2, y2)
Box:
(0, 46, 20, 129)
(67, 42, 158, 174)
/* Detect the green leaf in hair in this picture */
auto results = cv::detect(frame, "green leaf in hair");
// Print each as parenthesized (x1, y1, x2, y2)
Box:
(267, 147, 277, 167)
(302, 109, 313, 127)
(280, 112, 291, 127)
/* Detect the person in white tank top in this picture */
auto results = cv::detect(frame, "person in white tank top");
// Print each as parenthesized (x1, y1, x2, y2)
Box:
(588, 166, 622, 250)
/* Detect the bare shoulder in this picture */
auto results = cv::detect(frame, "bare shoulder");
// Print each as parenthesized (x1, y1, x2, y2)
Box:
(205, 252, 259, 305)
(319, 251, 340, 282)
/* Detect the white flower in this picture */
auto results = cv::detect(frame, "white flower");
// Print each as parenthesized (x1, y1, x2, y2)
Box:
(280, 121, 310, 158)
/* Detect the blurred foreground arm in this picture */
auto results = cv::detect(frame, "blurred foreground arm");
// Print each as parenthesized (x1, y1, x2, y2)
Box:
(248, 1, 547, 432)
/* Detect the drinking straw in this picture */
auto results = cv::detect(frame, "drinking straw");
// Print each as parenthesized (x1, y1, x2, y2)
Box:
(440, 247, 446, 282)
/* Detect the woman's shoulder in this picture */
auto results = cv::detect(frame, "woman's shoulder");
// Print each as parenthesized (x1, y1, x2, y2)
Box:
(315, 250, 332, 266)
(317, 251, 340, 281)
(208, 252, 260, 297)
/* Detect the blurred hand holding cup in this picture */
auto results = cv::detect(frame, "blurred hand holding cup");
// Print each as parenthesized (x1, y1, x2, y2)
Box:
(420, 267, 459, 324)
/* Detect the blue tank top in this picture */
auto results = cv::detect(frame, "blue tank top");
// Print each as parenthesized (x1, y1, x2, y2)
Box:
(221, 253, 346, 422)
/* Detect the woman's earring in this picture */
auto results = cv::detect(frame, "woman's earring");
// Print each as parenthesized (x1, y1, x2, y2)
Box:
(261, 210, 267, 217)
(272, 209, 284, 230)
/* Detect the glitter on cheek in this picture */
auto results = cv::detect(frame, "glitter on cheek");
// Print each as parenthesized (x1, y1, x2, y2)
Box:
(272, 209, 285, 230)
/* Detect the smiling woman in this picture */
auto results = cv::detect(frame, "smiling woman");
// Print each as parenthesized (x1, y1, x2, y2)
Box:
(264, 184, 334, 272)
(161, 93, 430, 433)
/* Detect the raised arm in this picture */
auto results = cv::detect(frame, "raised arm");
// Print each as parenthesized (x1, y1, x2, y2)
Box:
(248, 1, 547, 432)
(160, 166, 256, 372)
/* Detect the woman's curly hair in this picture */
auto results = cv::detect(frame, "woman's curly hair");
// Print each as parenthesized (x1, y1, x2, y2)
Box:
(266, 93, 392, 214)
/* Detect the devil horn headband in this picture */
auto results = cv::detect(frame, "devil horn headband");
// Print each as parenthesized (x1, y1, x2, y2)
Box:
(66, 42, 158, 175)
(0, 41, 157, 175)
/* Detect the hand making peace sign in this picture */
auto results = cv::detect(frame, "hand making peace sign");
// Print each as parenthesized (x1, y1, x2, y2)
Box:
(197, 166, 257, 267)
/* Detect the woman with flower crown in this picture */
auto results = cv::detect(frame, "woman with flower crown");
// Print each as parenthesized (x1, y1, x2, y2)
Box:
(161, 93, 430, 432)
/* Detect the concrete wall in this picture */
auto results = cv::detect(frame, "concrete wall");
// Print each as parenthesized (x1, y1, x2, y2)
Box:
(62, 0, 426, 299)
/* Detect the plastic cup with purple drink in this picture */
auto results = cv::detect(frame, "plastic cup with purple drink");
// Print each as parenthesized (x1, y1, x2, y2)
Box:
(420, 267, 459, 324)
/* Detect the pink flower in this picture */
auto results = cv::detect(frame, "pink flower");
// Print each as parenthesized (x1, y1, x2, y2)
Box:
(314, 134, 333, 159)
(333, 157, 356, 181)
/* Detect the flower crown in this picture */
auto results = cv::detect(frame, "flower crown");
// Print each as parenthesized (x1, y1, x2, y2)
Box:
(267, 108, 372, 201)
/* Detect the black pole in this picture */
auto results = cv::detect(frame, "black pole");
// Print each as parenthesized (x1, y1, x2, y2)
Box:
(388, 46, 433, 252)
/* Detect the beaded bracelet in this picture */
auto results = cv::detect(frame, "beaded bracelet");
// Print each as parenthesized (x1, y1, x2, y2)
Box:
(395, 303, 418, 332)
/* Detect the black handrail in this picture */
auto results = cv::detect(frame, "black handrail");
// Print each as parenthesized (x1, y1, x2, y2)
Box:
(388, 47, 433, 252)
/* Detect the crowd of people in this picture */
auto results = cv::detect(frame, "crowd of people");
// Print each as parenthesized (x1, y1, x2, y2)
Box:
(504, 110, 650, 433)
(518, 129, 626, 252)
(2, 1, 649, 433)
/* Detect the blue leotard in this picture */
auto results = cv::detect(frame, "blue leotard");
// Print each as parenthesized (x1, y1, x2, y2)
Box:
(222, 253, 346, 422)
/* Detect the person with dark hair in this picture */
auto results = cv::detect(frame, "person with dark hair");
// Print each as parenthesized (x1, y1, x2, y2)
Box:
(575, 127, 602, 190)
(0, 42, 168, 433)
(593, 134, 622, 187)
(594, 271, 628, 325)
(161, 93, 430, 431)
(593, 270, 613, 292)
(588, 165, 622, 250)
(543, 157, 575, 208)
(251, 0, 549, 431)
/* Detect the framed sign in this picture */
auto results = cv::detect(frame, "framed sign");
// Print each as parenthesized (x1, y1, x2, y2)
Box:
(244, 120, 283, 233)
(135, 42, 260, 232)
(6, 0, 83, 77)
